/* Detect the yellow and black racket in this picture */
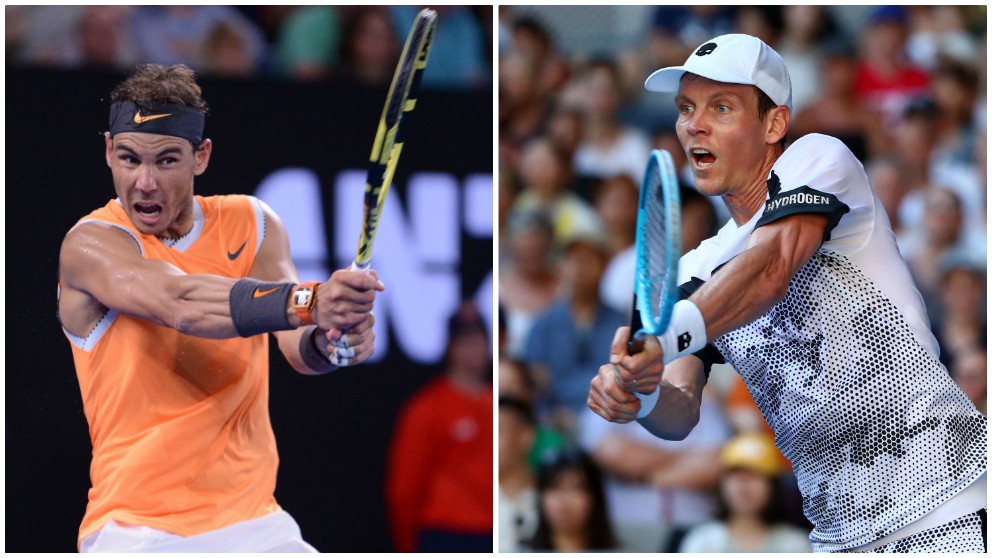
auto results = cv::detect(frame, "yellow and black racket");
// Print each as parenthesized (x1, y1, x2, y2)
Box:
(352, 8, 437, 272)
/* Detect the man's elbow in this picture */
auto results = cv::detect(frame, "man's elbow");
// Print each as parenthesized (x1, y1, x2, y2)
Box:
(643, 407, 700, 441)
(759, 260, 792, 305)
(659, 427, 694, 442)
(171, 303, 211, 337)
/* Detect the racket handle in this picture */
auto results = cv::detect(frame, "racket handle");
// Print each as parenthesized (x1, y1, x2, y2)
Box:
(627, 337, 645, 355)
(351, 259, 372, 273)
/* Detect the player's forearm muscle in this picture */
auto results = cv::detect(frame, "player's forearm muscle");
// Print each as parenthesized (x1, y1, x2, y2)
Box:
(61, 224, 251, 339)
(691, 213, 828, 340)
(637, 357, 704, 440)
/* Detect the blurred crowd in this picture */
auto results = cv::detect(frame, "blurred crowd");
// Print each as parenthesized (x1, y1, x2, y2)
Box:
(498, 5, 986, 553)
(5, 5, 492, 89)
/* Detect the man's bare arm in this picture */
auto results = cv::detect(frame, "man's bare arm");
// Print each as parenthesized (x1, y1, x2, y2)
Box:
(59, 223, 244, 339)
(252, 202, 380, 374)
(588, 331, 706, 440)
(692, 212, 829, 340)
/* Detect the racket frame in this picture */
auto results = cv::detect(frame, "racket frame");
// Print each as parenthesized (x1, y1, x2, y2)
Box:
(628, 149, 681, 354)
(353, 8, 437, 272)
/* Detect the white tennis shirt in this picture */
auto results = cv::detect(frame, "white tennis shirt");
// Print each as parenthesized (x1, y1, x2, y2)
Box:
(678, 134, 986, 551)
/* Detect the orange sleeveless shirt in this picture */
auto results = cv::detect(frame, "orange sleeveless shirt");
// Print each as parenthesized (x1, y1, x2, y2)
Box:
(63, 195, 281, 546)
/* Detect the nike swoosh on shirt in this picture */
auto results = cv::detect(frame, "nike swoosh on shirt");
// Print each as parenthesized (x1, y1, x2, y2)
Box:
(227, 240, 248, 260)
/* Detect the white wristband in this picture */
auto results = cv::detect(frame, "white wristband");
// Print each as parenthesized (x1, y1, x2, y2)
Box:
(634, 300, 708, 419)
(635, 388, 661, 419)
(657, 300, 708, 364)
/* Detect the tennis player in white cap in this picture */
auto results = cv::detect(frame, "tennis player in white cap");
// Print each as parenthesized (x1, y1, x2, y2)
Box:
(588, 34, 986, 553)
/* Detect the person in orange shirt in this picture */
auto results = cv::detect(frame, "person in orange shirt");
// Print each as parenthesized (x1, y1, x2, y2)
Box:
(386, 301, 493, 552)
(58, 63, 383, 552)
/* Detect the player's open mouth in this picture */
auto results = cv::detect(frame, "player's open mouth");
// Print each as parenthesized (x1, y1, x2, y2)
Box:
(134, 202, 163, 222)
(691, 148, 716, 169)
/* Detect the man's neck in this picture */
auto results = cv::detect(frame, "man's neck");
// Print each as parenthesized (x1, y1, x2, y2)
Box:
(722, 150, 781, 225)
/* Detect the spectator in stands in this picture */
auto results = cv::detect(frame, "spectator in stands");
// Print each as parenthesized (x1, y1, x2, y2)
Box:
(906, 6, 981, 72)
(680, 185, 721, 256)
(272, 6, 340, 81)
(546, 105, 585, 167)
(931, 60, 981, 166)
(599, 184, 718, 317)
(853, 6, 930, 133)
(77, 6, 137, 70)
(498, 397, 540, 552)
(335, 7, 399, 87)
(734, 6, 783, 50)
(572, 57, 652, 184)
(580, 391, 730, 552)
(679, 433, 812, 553)
(500, 48, 554, 169)
(498, 359, 568, 471)
(511, 16, 570, 95)
(524, 235, 624, 438)
(775, 5, 842, 114)
(500, 213, 559, 358)
(867, 156, 909, 236)
(526, 449, 617, 552)
(511, 137, 602, 250)
(593, 174, 638, 258)
(935, 260, 987, 367)
(391, 6, 489, 90)
(386, 302, 492, 552)
(892, 98, 986, 259)
(200, 20, 258, 77)
(129, 6, 266, 71)
(648, 6, 736, 69)
(6, 6, 137, 71)
(953, 347, 987, 416)
(791, 41, 886, 162)
(902, 188, 983, 321)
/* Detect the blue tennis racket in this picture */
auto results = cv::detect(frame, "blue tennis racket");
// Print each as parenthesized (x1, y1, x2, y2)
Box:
(628, 149, 681, 355)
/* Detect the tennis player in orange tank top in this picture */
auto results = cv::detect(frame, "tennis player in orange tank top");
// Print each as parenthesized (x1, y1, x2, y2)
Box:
(58, 64, 384, 552)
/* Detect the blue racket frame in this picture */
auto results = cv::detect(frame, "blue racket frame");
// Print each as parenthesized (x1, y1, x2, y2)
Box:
(629, 149, 681, 349)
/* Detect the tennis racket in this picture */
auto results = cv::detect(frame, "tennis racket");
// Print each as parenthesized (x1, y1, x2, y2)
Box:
(352, 8, 437, 272)
(627, 149, 681, 355)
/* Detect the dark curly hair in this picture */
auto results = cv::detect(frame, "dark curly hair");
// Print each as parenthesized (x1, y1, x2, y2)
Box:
(110, 63, 209, 113)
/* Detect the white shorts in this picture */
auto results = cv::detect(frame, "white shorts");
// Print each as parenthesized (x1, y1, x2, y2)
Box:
(80, 511, 318, 553)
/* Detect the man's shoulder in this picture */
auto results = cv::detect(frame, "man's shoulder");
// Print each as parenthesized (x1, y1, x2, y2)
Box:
(197, 194, 257, 213)
(773, 133, 870, 199)
(780, 134, 854, 166)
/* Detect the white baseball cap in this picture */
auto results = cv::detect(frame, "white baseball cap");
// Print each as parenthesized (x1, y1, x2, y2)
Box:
(644, 34, 793, 111)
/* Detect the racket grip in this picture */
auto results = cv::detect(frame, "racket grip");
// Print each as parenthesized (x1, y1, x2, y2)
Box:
(351, 259, 372, 273)
(627, 337, 645, 355)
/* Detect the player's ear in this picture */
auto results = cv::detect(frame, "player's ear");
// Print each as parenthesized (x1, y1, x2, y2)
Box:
(765, 106, 790, 146)
(193, 138, 212, 176)
(104, 132, 113, 168)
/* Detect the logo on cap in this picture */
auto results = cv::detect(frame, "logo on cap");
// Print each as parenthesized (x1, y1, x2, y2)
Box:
(695, 42, 718, 56)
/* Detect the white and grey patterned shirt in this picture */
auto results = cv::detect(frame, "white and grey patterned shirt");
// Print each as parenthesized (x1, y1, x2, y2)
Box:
(678, 134, 986, 551)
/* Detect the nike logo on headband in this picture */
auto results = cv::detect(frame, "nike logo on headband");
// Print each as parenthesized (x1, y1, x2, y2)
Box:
(133, 111, 172, 124)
